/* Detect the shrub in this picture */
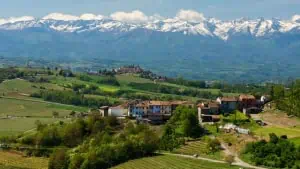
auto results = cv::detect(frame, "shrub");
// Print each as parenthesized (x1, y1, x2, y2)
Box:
(49, 149, 69, 169)
(207, 139, 221, 153)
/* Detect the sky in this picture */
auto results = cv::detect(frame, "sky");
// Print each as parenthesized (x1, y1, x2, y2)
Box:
(0, 0, 300, 20)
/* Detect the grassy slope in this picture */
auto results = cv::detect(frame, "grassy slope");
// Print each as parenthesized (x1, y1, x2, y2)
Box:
(0, 79, 63, 96)
(111, 155, 240, 169)
(0, 118, 69, 137)
(0, 97, 87, 117)
(0, 96, 86, 136)
(50, 76, 120, 92)
(116, 74, 208, 101)
(252, 110, 300, 140)
(253, 126, 300, 139)
(0, 78, 88, 137)
(0, 151, 48, 169)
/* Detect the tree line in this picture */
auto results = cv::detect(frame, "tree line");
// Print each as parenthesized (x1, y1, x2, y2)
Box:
(129, 82, 221, 99)
(31, 90, 118, 108)
(0, 68, 24, 83)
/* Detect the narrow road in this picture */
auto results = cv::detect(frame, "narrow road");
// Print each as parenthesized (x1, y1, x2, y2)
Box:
(221, 143, 267, 169)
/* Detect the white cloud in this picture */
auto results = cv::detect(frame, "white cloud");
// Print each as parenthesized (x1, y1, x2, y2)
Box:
(43, 13, 79, 21)
(292, 15, 300, 22)
(80, 13, 104, 20)
(176, 9, 206, 23)
(110, 10, 149, 23)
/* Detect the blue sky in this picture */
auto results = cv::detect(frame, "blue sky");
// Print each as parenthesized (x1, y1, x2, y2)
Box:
(1, 0, 299, 19)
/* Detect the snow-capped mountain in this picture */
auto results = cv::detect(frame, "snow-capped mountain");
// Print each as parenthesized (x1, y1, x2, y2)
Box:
(0, 13, 300, 40)
(1, 12, 300, 82)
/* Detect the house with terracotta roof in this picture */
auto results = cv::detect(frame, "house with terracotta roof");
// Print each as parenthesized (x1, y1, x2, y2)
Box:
(238, 94, 257, 110)
(216, 96, 238, 114)
(148, 101, 172, 114)
(170, 101, 194, 112)
(128, 100, 195, 120)
(128, 101, 149, 117)
(198, 102, 221, 123)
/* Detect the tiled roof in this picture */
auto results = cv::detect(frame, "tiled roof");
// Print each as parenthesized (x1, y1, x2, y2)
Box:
(149, 101, 171, 106)
(129, 100, 194, 107)
(239, 94, 256, 100)
(171, 101, 193, 105)
(198, 102, 220, 108)
(219, 97, 238, 102)
(136, 102, 149, 107)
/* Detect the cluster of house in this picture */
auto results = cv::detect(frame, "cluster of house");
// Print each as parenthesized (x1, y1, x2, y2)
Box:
(99, 100, 194, 124)
(113, 65, 144, 74)
(99, 94, 269, 125)
(198, 94, 269, 123)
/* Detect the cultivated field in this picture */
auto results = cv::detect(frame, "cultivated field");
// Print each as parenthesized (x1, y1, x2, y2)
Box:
(111, 155, 241, 169)
(0, 97, 87, 117)
(252, 109, 300, 140)
(173, 140, 224, 160)
(0, 79, 63, 97)
(0, 97, 85, 136)
(0, 117, 68, 137)
(253, 126, 300, 139)
(0, 151, 48, 169)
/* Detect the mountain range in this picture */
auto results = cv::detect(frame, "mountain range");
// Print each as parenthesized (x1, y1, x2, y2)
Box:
(1, 12, 300, 82)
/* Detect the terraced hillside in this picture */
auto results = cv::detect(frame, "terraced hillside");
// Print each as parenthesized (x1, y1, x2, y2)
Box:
(111, 155, 241, 169)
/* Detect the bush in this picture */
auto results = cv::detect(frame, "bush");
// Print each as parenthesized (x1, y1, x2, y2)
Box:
(49, 149, 69, 169)
(207, 139, 221, 153)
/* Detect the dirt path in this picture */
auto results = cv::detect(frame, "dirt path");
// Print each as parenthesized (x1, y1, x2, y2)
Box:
(161, 151, 268, 169)
(221, 143, 267, 169)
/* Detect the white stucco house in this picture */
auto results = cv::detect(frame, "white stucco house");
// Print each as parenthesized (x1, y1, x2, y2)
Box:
(108, 105, 128, 117)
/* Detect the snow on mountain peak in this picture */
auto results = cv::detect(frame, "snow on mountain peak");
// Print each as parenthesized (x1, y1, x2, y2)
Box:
(1, 11, 300, 41)
(0, 16, 35, 25)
